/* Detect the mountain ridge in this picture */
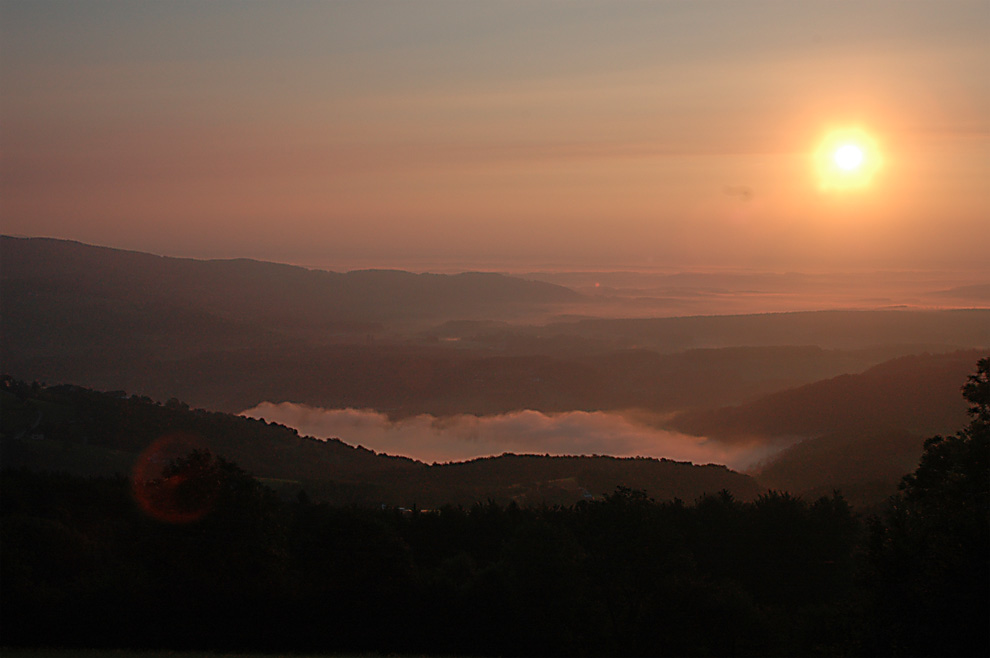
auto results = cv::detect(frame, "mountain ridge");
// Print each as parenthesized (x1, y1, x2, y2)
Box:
(0, 235, 583, 327)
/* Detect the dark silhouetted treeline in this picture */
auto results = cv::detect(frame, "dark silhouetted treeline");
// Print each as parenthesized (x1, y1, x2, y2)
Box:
(1, 464, 862, 656)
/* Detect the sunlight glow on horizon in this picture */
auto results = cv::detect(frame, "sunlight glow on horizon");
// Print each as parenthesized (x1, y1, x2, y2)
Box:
(1, 1, 987, 272)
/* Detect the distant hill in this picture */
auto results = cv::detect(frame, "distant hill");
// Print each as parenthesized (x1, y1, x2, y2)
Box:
(933, 283, 990, 302)
(0, 377, 420, 483)
(8, 340, 944, 420)
(536, 309, 990, 353)
(0, 235, 582, 359)
(397, 453, 761, 508)
(670, 350, 988, 508)
(752, 427, 926, 510)
(0, 379, 761, 506)
(668, 350, 984, 442)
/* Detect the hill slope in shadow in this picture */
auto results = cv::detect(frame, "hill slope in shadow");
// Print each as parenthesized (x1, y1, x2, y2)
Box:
(668, 350, 983, 442)
(752, 427, 925, 510)
(666, 350, 988, 508)
(0, 379, 761, 507)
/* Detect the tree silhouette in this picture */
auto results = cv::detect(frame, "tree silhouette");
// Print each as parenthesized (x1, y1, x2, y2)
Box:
(962, 356, 990, 423)
(866, 357, 990, 657)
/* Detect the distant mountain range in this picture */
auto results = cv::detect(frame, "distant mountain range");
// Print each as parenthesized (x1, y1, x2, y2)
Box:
(0, 235, 580, 353)
(4, 237, 987, 418)
(2, 236, 987, 508)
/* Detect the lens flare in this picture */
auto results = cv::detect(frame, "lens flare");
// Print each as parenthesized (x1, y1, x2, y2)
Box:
(132, 433, 217, 524)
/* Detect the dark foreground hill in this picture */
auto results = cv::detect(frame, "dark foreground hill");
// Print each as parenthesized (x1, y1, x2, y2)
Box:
(0, 378, 760, 506)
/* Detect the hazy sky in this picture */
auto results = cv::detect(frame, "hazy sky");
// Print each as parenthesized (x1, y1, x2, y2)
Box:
(2, 1, 987, 272)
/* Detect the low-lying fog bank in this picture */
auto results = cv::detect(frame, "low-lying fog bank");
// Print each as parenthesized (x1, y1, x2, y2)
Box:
(239, 403, 790, 471)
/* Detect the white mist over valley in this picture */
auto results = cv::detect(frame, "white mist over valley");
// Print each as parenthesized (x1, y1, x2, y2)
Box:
(239, 403, 789, 470)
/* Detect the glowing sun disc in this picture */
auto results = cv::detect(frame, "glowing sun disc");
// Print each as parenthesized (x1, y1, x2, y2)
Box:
(814, 127, 882, 191)
(834, 144, 864, 171)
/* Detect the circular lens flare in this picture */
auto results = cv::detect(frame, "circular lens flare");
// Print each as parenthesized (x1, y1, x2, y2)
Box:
(132, 433, 216, 524)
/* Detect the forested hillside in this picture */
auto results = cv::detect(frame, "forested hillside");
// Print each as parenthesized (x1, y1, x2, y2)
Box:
(0, 377, 759, 507)
(670, 350, 981, 441)
(2, 357, 986, 656)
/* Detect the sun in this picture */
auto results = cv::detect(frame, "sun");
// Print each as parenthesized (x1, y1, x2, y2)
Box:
(814, 128, 882, 191)
(833, 144, 864, 171)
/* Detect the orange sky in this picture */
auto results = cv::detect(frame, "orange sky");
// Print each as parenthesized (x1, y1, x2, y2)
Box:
(1, 1, 987, 272)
